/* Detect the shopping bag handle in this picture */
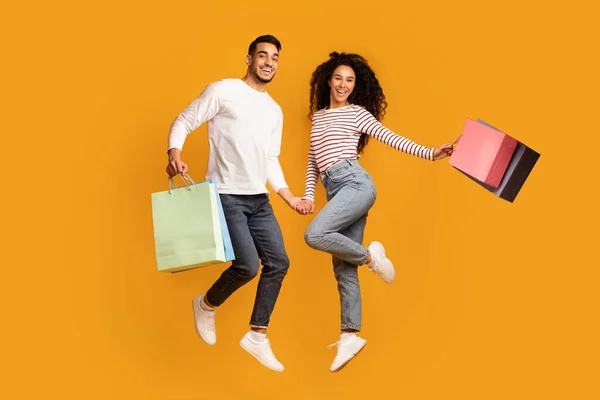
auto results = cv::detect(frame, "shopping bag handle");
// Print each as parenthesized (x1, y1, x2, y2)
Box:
(168, 174, 197, 194)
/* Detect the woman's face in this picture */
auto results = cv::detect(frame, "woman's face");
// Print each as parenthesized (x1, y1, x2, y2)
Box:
(328, 65, 355, 108)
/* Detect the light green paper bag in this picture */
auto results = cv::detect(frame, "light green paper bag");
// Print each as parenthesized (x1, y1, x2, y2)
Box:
(151, 176, 226, 273)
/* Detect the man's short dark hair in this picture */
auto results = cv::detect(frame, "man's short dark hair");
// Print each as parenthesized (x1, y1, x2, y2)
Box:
(248, 34, 282, 54)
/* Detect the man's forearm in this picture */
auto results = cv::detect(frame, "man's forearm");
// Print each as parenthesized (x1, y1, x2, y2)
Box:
(168, 148, 182, 161)
(277, 187, 296, 207)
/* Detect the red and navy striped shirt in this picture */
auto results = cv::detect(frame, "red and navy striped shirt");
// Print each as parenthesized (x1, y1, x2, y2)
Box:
(302, 104, 434, 200)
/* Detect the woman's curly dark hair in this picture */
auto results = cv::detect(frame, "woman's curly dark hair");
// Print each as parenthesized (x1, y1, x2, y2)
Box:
(309, 52, 388, 154)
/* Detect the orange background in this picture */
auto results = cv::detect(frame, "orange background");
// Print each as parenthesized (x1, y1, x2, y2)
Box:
(2, 0, 599, 399)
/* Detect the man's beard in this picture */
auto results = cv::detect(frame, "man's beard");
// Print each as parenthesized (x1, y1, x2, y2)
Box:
(252, 68, 274, 84)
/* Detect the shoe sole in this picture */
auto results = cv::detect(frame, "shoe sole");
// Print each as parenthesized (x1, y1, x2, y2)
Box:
(192, 298, 216, 345)
(381, 258, 395, 284)
(369, 243, 395, 284)
(240, 337, 284, 372)
(331, 341, 367, 372)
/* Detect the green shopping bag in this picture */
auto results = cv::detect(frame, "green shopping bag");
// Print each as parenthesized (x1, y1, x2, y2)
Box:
(151, 175, 228, 273)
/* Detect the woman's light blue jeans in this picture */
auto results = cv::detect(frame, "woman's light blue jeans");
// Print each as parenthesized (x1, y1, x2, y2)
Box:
(304, 159, 376, 331)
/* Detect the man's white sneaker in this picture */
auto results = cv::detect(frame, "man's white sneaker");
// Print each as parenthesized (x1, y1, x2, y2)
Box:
(367, 241, 395, 283)
(192, 295, 216, 345)
(329, 334, 367, 372)
(239, 332, 284, 372)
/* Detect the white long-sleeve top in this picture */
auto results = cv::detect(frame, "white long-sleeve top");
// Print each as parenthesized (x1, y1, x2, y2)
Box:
(168, 78, 288, 194)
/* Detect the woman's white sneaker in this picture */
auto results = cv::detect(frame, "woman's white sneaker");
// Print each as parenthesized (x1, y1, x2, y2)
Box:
(367, 241, 395, 283)
(329, 334, 367, 372)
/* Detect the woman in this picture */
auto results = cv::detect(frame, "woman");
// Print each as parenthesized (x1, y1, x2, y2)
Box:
(295, 52, 454, 372)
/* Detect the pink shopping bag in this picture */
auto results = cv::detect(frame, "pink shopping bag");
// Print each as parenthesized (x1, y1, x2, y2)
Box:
(449, 118, 518, 188)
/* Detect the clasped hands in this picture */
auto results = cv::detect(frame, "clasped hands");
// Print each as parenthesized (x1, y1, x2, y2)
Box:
(290, 198, 314, 215)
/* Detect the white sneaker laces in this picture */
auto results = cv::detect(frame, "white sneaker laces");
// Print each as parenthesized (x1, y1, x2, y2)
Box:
(368, 261, 383, 274)
(327, 341, 342, 357)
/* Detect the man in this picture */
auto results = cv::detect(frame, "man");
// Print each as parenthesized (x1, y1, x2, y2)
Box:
(166, 35, 300, 372)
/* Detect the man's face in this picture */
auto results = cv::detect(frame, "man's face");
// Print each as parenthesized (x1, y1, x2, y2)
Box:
(246, 42, 279, 83)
